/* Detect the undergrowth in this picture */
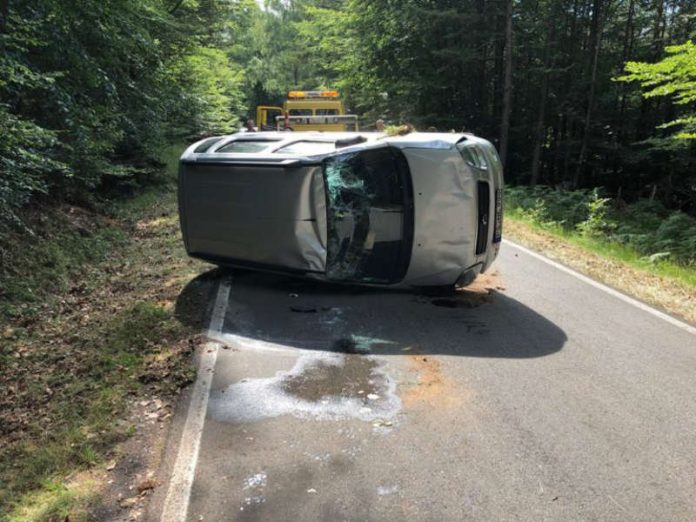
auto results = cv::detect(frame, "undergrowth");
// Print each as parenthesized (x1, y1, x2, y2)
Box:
(505, 186, 696, 268)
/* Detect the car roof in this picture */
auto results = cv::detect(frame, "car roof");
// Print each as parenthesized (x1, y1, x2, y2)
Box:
(182, 131, 480, 161)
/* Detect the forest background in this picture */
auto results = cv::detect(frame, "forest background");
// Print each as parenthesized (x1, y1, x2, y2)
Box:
(1, 0, 695, 263)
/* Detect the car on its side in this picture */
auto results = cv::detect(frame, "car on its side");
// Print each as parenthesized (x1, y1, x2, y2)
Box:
(178, 131, 503, 288)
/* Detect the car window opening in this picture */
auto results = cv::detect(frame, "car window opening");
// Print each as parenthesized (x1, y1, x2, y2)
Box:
(193, 137, 224, 153)
(457, 143, 489, 170)
(323, 147, 413, 284)
(215, 140, 282, 153)
(275, 141, 337, 155)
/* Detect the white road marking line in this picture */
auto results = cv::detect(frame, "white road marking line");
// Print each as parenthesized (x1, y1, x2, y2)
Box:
(503, 239, 696, 335)
(217, 332, 324, 354)
(160, 277, 231, 522)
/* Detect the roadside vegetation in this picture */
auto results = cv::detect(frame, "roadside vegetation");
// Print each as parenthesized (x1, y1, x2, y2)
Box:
(504, 186, 696, 322)
(0, 146, 208, 520)
(505, 186, 696, 275)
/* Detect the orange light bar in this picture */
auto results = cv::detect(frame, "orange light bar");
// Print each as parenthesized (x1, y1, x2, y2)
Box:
(287, 90, 339, 99)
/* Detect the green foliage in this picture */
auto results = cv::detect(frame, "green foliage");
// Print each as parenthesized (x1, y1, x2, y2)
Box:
(506, 186, 696, 265)
(0, 107, 68, 230)
(0, 0, 247, 231)
(0, 209, 123, 322)
(167, 46, 246, 136)
(618, 41, 696, 139)
(294, 6, 352, 90)
(576, 190, 613, 238)
(233, 0, 353, 112)
(505, 186, 597, 229)
(6, 479, 96, 522)
(4, 0, 695, 228)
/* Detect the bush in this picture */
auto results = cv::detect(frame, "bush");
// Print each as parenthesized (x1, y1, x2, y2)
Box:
(505, 186, 602, 229)
(0, 107, 69, 232)
(505, 185, 696, 266)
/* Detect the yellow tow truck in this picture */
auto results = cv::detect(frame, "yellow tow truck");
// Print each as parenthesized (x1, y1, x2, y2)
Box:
(256, 90, 359, 132)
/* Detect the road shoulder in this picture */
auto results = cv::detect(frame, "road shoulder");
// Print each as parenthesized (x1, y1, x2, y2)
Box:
(504, 218, 695, 325)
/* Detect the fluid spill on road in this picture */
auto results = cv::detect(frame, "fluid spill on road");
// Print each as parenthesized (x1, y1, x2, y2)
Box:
(402, 355, 468, 410)
(431, 271, 505, 308)
(282, 356, 381, 401)
(208, 352, 401, 423)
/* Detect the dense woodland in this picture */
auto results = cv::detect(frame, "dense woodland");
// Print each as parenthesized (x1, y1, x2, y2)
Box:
(1, 0, 695, 238)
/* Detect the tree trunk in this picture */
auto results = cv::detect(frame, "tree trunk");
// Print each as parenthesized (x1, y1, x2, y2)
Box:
(617, 0, 636, 127)
(636, 0, 666, 140)
(610, 0, 635, 176)
(492, 5, 505, 130)
(652, 0, 664, 57)
(474, 0, 487, 127)
(573, 0, 605, 188)
(530, 12, 556, 186)
(562, 112, 571, 183)
(499, 0, 513, 168)
(0, 0, 8, 34)
(551, 116, 561, 185)
(530, 83, 549, 186)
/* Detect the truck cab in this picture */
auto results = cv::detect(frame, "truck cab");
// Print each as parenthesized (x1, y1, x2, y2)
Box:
(256, 91, 359, 132)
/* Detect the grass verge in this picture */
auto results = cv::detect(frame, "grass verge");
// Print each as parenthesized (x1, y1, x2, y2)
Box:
(504, 213, 696, 324)
(0, 144, 208, 520)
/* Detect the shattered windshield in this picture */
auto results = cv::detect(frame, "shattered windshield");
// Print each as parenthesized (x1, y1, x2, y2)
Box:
(323, 146, 413, 284)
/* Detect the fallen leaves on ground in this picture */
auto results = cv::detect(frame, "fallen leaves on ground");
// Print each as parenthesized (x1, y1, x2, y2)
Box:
(0, 185, 207, 515)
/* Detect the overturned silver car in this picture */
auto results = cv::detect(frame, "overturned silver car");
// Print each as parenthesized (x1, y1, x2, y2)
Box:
(178, 132, 503, 288)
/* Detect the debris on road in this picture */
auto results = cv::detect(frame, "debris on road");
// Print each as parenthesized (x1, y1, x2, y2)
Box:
(243, 472, 267, 490)
(403, 354, 467, 411)
(136, 478, 158, 495)
(289, 300, 320, 312)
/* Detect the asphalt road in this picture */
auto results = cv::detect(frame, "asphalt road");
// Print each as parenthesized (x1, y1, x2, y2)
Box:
(152, 241, 696, 522)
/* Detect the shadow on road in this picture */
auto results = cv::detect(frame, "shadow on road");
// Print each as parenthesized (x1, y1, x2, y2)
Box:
(176, 268, 567, 359)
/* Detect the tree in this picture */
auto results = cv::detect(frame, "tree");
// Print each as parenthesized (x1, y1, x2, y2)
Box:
(618, 41, 696, 140)
(499, 0, 513, 168)
(0, 0, 247, 230)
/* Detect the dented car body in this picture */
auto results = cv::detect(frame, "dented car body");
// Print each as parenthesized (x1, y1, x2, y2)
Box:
(178, 132, 503, 288)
